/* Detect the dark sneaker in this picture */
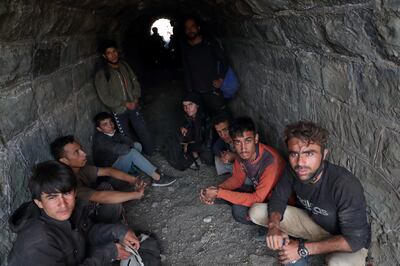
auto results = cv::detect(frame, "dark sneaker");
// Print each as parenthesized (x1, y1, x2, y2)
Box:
(152, 174, 177, 187)
(255, 226, 267, 242)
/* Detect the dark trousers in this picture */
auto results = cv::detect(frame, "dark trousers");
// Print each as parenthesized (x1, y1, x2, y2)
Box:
(199, 90, 227, 117)
(216, 184, 255, 225)
(90, 182, 123, 224)
(114, 108, 154, 155)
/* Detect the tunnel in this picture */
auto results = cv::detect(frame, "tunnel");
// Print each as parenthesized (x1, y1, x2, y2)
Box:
(1, 0, 400, 264)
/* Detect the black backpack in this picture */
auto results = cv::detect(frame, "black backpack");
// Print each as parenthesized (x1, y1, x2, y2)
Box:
(161, 133, 194, 171)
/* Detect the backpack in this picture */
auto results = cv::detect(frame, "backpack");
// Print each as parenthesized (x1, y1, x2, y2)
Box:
(161, 133, 194, 171)
(120, 234, 162, 266)
(220, 67, 240, 99)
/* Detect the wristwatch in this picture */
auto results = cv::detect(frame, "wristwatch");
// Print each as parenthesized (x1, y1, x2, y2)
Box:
(297, 239, 309, 258)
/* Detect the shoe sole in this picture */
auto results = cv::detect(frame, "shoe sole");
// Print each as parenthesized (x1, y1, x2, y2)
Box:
(151, 178, 177, 187)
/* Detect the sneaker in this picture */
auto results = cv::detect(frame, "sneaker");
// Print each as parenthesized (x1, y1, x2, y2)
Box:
(189, 161, 200, 170)
(255, 226, 267, 242)
(152, 174, 177, 187)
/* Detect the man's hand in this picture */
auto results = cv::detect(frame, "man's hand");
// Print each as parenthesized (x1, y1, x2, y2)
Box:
(199, 186, 218, 205)
(115, 243, 132, 260)
(221, 151, 236, 164)
(212, 78, 224, 89)
(266, 223, 289, 250)
(135, 184, 146, 199)
(180, 127, 188, 137)
(134, 179, 147, 191)
(126, 101, 138, 110)
(278, 239, 301, 265)
(123, 230, 141, 250)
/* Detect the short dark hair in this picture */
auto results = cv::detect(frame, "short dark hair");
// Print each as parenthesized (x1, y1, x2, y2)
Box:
(212, 113, 231, 127)
(94, 112, 114, 128)
(29, 160, 77, 201)
(98, 39, 117, 54)
(50, 135, 75, 160)
(229, 116, 256, 138)
(284, 121, 329, 150)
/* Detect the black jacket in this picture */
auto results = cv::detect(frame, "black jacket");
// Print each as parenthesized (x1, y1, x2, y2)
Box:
(93, 131, 135, 167)
(8, 200, 128, 266)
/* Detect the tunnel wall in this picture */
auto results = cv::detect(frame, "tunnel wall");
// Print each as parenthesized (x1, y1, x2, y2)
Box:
(224, 0, 400, 264)
(0, 1, 121, 263)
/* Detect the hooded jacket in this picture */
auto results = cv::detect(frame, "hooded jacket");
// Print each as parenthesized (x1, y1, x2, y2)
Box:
(8, 200, 128, 266)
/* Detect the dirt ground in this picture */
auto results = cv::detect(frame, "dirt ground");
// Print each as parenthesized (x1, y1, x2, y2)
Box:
(123, 78, 322, 265)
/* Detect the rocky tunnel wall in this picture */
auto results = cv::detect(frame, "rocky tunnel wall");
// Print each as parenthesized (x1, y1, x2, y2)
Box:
(0, 0, 399, 265)
(0, 1, 123, 261)
(222, 1, 400, 264)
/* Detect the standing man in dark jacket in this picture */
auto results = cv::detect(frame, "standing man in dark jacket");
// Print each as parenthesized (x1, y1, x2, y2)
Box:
(181, 17, 228, 116)
(8, 160, 139, 266)
(95, 40, 154, 155)
(249, 121, 370, 266)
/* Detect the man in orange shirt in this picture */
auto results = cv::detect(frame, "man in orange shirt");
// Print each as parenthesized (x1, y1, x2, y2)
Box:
(200, 117, 285, 224)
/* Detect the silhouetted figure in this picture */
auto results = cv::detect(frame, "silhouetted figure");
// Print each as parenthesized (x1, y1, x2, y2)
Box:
(149, 27, 166, 68)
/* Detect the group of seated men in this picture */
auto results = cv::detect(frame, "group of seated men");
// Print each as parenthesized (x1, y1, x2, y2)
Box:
(175, 88, 371, 265)
(8, 36, 370, 266)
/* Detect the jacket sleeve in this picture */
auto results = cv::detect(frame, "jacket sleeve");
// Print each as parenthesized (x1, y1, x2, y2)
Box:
(94, 70, 125, 110)
(87, 222, 129, 246)
(124, 62, 141, 100)
(217, 155, 284, 207)
(9, 234, 112, 266)
(335, 176, 370, 251)
(210, 39, 228, 78)
(94, 133, 131, 157)
(268, 167, 294, 217)
(217, 160, 246, 191)
(181, 45, 193, 92)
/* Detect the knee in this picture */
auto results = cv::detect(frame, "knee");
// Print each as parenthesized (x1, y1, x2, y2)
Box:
(133, 142, 142, 152)
(95, 203, 123, 224)
(231, 205, 253, 225)
(248, 203, 268, 226)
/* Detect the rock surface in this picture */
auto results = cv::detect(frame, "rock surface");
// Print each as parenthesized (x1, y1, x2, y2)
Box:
(0, 0, 399, 265)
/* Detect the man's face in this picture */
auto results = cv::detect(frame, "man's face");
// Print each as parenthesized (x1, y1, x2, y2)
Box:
(97, 118, 115, 135)
(103, 47, 119, 65)
(287, 137, 327, 182)
(183, 101, 198, 118)
(215, 121, 232, 144)
(59, 142, 87, 169)
(34, 190, 76, 221)
(233, 131, 258, 161)
(184, 19, 200, 40)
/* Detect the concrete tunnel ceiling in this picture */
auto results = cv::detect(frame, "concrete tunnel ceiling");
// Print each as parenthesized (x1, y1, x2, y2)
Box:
(1, 0, 400, 264)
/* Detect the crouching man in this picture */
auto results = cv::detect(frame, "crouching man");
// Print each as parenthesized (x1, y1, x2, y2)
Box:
(51, 135, 146, 224)
(249, 121, 370, 265)
(8, 161, 139, 265)
(200, 117, 285, 224)
(93, 112, 176, 187)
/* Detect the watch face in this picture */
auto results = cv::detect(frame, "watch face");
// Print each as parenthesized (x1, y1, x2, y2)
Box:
(298, 248, 309, 257)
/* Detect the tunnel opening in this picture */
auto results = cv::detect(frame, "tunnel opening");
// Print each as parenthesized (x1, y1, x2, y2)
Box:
(1, 1, 399, 265)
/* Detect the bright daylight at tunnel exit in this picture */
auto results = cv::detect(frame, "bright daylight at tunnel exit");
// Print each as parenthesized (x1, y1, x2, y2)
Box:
(1, 1, 399, 265)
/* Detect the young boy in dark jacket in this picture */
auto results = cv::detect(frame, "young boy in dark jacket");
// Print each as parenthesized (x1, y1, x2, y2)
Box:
(8, 160, 139, 266)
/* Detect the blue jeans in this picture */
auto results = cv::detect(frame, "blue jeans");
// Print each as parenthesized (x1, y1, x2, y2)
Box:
(112, 144, 157, 178)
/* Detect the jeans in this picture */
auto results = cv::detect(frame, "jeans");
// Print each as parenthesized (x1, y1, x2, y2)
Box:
(249, 203, 369, 266)
(114, 108, 154, 155)
(216, 183, 255, 225)
(214, 156, 233, 175)
(112, 145, 157, 178)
